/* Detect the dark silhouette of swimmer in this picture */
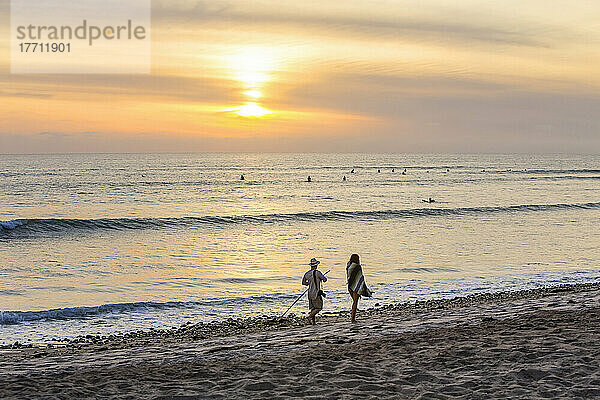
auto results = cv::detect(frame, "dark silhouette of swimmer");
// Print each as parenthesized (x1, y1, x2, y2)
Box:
(307, 176, 312, 182)
(351, 169, 355, 174)
(343, 176, 347, 181)
(240, 174, 245, 181)
(378, 169, 381, 173)
(422, 197, 435, 203)
(392, 168, 395, 172)
(402, 169, 407, 175)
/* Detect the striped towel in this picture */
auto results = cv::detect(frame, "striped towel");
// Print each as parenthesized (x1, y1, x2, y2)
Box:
(346, 262, 372, 297)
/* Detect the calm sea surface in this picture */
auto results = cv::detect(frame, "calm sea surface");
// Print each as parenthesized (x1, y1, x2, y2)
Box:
(1, 153, 599, 344)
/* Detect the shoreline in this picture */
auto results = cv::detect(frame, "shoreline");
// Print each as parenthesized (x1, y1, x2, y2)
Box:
(1, 281, 599, 398)
(1, 282, 599, 398)
(2, 281, 599, 353)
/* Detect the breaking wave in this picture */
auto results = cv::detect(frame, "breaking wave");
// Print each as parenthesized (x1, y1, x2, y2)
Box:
(2, 202, 600, 238)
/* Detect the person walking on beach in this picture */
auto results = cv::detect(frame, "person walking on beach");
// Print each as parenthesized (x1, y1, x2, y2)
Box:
(347, 254, 372, 323)
(302, 258, 327, 325)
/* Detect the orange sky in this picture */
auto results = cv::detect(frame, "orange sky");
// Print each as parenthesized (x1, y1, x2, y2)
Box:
(1, 0, 600, 153)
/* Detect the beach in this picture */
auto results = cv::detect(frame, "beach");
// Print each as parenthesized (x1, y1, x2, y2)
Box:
(1, 283, 599, 399)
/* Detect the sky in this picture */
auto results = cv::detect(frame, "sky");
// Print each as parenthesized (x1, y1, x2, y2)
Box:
(1, 0, 599, 153)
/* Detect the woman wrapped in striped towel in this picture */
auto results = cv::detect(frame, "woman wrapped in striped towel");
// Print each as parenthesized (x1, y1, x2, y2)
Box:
(346, 253, 372, 323)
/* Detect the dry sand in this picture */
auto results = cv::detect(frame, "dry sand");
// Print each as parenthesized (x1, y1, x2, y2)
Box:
(1, 284, 600, 399)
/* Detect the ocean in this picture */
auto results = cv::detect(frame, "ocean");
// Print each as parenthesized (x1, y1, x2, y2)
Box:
(1, 153, 599, 344)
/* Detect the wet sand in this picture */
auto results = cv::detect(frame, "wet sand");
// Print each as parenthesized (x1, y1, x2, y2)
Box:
(1, 283, 600, 399)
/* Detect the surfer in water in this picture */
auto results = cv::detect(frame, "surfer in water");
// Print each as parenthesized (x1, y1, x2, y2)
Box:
(422, 197, 435, 203)
(240, 174, 245, 181)
(307, 176, 312, 182)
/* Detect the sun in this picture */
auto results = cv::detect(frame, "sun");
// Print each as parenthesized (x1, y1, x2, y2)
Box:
(244, 90, 262, 99)
(228, 48, 276, 89)
(231, 102, 273, 117)
(219, 47, 280, 118)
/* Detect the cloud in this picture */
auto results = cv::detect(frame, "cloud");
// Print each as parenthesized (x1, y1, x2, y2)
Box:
(2, 0, 599, 154)
(35, 131, 97, 137)
(0, 91, 54, 99)
(36, 131, 67, 137)
(0, 74, 236, 103)
(281, 73, 517, 117)
(151, 0, 558, 48)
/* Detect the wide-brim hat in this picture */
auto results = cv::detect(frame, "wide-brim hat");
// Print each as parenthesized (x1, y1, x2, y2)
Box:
(310, 258, 320, 267)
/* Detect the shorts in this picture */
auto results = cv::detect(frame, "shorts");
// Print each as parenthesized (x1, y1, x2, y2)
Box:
(309, 295, 323, 311)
